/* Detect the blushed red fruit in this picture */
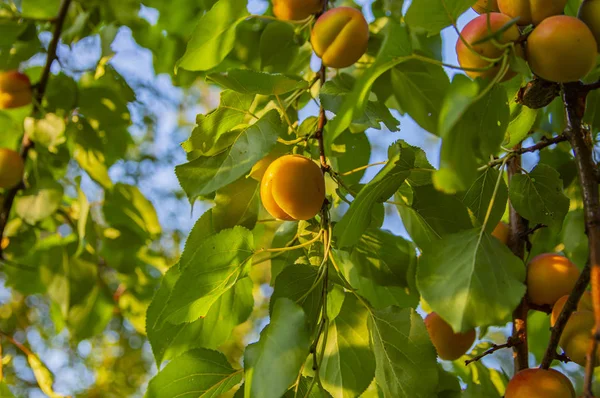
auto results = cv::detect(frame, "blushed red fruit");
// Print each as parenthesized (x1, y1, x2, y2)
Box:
(272, 0, 321, 21)
(310, 7, 369, 68)
(579, 0, 600, 50)
(498, 0, 568, 26)
(456, 13, 523, 81)
(526, 16, 598, 83)
(424, 312, 476, 361)
(0, 148, 24, 189)
(260, 154, 325, 220)
(527, 253, 579, 306)
(0, 70, 32, 109)
(505, 368, 575, 398)
(491, 221, 509, 244)
(473, 0, 500, 13)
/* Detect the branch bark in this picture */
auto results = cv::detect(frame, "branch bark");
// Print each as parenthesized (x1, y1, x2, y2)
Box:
(0, 0, 72, 259)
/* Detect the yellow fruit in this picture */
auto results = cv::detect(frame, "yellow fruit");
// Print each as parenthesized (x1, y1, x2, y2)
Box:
(551, 292, 593, 326)
(579, 0, 600, 50)
(505, 368, 575, 398)
(424, 312, 476, 361)
(272, 0, 322, 21)
(526, 16, 598, 83)
(527, 253, 579, 306)
(250, 152, 280, 182)
(491, 221, 510, 244)
(498, 0, 568, 26)
(0, 148, 24, 189)
(260, 154, 325, 220)
(0, 70, 32, 109)
(473, 0, 500, 13)
(310, 7, 369, 68)
(456, 13, 523, 81)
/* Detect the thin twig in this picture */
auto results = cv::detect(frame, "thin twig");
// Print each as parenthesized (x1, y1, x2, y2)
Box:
(480, 135, 567, 170)
(465, 337, 522, 366)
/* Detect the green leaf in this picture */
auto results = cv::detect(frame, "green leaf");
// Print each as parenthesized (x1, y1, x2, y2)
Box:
(213, 176, 259, 231)
(207, 69, 308, 95)
(181, 90, 255, 154)
(390, 60, 450, 135)
(176, 109, 283, 202)
(509, 164, 569, 227)
(561, 209, 589, 269)
(21, 0, 60, 18)
(68, 283, 114, 341)
(417, 229, 526, 332)
(103, 183, 161, 239)
(27, 352, 65, 398)
(25, 114, 66, 152)
(259, 22, 301, 73)
(369, 307, 439, 398)
(0, 381, 16, 398)
(452, 344, 508, 397)
(145, 349, 242, 398)
(177, 0, 250, 71)
(334, 141, 416, 248)
(70, 120, 113, 189)
(319, 293, 376, 398)
(244, 298, 310, 398)
(461, 167, 508, 230)
(328, 130, 372, 187)
(584, 89, 600, 131)
(147, 266, 253, 365)
(15, 179, 64, 225)
(504, 103, 538, 148)
(405, 0, 474, 35)
(161, 227, 254, 324)
(269, 221, 303, 283)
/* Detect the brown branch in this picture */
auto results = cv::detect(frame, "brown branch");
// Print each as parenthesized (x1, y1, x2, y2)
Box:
(508, 143, 530, 372)
(581, 80, 600, 93)
(483, 135, 567, 169)
(528, 302, 552, 314)
(465, 337, 522, 366)
(0, 0, 73, 259)
(315, 63, 328, 172)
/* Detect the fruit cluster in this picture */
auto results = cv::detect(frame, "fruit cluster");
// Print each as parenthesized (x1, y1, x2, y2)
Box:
(462, 0, 599, 83)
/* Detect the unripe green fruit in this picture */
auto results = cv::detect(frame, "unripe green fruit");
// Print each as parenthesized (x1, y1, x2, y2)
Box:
(498, 0, 568, 26)
(0, 148, 24, 189)
(579, 0, 600, 50)
(526, 15, 598, 83)
(456, 13, 523, 81)
(310, 7, 369, 68)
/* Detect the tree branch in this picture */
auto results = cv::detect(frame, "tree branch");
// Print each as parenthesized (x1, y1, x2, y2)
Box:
(0, 0, 72, 259)
(465, 337, 522, 366)
(481, 135, 567, 170)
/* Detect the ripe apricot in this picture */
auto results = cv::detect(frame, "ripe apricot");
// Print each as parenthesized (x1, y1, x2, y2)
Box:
(498, 0, 568, 26)
(579, 0, 600, 50)
(250, 152, 280, 182)
(272, 0, 321, 21)
(0, 70, 32, 109)
(527, 253, 579, 306)
(473, 0, 499, 13)
(310, 7, 369, 68)
(505, 368, 575, 398)
(424, 312, 476, 361)
(456, 13, 523, 81)
(260, 154, 325, 220)
(491, 221, 509, 244)
(551, 292, 593, 326)
(526, 16, 598, 83)
(0, 148, 24, 189)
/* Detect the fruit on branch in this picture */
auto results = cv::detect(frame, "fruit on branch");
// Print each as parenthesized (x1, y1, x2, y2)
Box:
(0, 70, 32, 109)
(272, 0, 322, 21)
(472, 0, 500, 13)
(498, 0, 568, 26)
(552, 292, 600, 367)
(424, 312, 476, 361)
(579, 0, 600, 50)
(310, 7, 369, 68)
(0, 148, 24, 189)
(526, 16, 598, 83)
(456, 13, 523, 81)
(505, 368, 576, 397)
(491, 221, 509, 244)
(260, 154, 325, 220)
(527, 253, 579, 306)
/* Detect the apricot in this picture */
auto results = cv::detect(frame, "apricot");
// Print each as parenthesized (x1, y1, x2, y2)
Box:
(0, 70, 32, 109)
(424, 312, 476, 361)
(272, 0, 321, 21)
(579, 0, 600, 50)
(456, 13, 523, 81)
(526, 16, 598, 83)
(551, 292, 593, 326)
(527, 253, 579, 306)
(250, 152, 280, 182)
(473, 0, 500, 13)
(505, 368, 575, 398)
(0, 148, 24, 189)
(498, 0, 568, 26)
(491, 221, 509, 244)
(310, 7, 369, 68)
(260, 154, 325, 220)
